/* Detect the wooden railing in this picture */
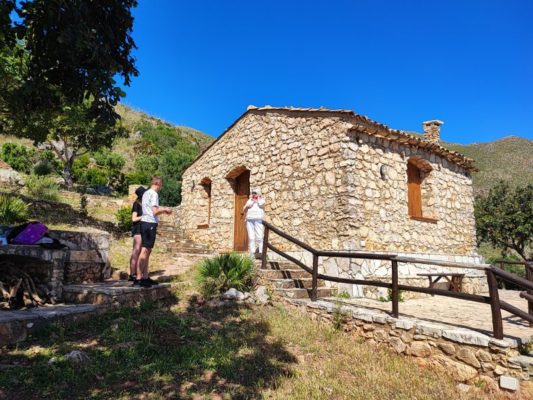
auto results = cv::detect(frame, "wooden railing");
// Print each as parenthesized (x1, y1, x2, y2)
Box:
(261, 221, 533, 339)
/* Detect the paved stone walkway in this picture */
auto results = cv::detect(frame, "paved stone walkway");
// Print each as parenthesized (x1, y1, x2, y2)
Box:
(327, 290, 533, 343)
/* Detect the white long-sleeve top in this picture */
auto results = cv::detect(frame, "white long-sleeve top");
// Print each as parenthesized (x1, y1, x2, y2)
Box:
(244, 197, 265, 220)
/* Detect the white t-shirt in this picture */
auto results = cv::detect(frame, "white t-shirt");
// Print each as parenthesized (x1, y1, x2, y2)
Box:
(141, 188, 159, 223)
(245, 197, 265, 220)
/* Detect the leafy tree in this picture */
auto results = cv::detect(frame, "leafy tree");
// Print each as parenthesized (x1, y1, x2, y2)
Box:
(3, 0, 138, 188)
(43, 101, 127, 187)
(0, 1, 24, 133)
(475, 181, 533, 261)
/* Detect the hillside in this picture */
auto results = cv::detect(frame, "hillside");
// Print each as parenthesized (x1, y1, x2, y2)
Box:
(114, 104, 214, 172)
(444, 136, 533, 195)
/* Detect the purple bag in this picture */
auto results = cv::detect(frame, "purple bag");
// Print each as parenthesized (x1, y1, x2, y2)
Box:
(9, 222, 48, 245)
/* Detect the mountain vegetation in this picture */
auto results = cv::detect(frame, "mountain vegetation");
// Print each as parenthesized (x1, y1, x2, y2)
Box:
(445, 136, 533, 195)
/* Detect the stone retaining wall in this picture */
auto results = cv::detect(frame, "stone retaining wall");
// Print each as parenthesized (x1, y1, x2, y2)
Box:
(59, 191, 125, 212)
(287, 298, 533, 391)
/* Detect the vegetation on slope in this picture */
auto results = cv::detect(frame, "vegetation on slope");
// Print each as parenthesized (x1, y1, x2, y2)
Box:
(445, 136, 533, 195)
(0, 104, 214, 204)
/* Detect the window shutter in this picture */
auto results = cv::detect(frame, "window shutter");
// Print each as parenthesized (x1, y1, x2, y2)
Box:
(407, 162, 422, 217)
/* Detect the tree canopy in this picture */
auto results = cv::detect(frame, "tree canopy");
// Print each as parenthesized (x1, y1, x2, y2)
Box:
(475, 181, 533, 261)
(0, 0, 138, 187)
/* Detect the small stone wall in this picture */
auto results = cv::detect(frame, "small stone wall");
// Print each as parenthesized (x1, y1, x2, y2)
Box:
(49, 230, 111, 284)
(59, 191, 125, 212)
(0, 246, 67, 300)
(287, 298, 533, 391)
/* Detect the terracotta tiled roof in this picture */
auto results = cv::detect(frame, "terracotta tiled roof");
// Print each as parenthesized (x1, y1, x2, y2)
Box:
(184, 106, 476, 173)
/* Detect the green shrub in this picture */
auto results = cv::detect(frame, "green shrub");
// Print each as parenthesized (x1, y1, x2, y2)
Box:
(134, 154, 159, 177)
(33, 160, 54, 176)
(116, 206, 132, 232)
(1, 143, 35, 173)
(159, 179, 182, 206)
(196, 253, 255, 298)
(125, 171, 150, 186)
(93, 148, 125, 172)
(0, 195, 29, 225)
(80, 168, 109, 186)
(25, 175, 60, 202)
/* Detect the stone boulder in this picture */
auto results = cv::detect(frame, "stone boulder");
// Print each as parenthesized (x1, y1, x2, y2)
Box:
(0, 160, 24, 186)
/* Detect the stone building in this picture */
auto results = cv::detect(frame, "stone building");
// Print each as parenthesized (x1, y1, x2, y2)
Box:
(179, 106, 484, 296)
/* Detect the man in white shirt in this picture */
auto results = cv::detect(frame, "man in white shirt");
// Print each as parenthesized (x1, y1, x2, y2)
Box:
(137, 176, 173, 288)
(243, 187, 266, 259)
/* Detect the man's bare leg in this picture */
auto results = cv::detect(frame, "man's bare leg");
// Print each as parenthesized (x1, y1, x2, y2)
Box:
(138, 247, 152, 279)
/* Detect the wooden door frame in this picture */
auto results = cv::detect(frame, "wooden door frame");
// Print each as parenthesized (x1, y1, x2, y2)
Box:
(227, 167, 250, 251)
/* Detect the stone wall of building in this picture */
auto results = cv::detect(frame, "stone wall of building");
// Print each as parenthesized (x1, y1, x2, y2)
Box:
(179, 109, 477, 259)
(342, 129, 477, 255)
(180, 110, 355, 252)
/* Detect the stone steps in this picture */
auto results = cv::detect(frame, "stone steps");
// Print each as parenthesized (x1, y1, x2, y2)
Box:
(62, 281, 174, 307)
(270, 278, 325, 289)
(257, 268, 311, 280)
(258, 260, 335, 300)
(274, 287, 337, 299)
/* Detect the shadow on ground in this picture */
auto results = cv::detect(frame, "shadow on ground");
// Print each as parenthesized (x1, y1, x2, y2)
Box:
(0, 296, 297, 399)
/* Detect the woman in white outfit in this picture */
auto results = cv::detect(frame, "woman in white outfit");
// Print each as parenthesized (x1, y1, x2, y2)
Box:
(243, 187, 265, 259)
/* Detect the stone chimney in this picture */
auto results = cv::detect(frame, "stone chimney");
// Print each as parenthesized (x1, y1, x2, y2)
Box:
(422, 120, 444, 145)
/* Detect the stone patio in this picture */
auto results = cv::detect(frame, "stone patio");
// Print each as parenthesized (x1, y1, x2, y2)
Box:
(325, 289, 533, 344)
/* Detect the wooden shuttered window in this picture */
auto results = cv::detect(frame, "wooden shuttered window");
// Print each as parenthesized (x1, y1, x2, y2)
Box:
(407, 161, 422, 218)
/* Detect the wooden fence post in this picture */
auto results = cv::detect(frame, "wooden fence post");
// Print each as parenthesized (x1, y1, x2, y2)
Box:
(486, 269, 504, 339)
(311, 254, 318, 301)
(391, 259, 399, 318)
(261, 225, 269, 270)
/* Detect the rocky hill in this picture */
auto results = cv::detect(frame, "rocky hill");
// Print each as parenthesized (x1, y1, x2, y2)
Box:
(444, 136, 532, 195)
(114, 104, 214, 172)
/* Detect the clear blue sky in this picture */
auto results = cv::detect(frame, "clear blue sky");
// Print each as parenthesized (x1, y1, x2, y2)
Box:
(123, 0, 533, 144)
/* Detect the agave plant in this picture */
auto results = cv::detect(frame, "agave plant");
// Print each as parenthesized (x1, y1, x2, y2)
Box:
(0, 194, 29, 225)
(196, 253, 255, 298)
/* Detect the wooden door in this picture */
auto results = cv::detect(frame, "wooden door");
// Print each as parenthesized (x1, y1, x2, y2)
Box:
(234, 170, 250, 251)
(407, 162, 422, 217)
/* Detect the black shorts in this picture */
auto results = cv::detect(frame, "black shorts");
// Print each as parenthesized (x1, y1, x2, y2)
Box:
(140, 222, 158, 249)
(131, 223, 141, 237)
